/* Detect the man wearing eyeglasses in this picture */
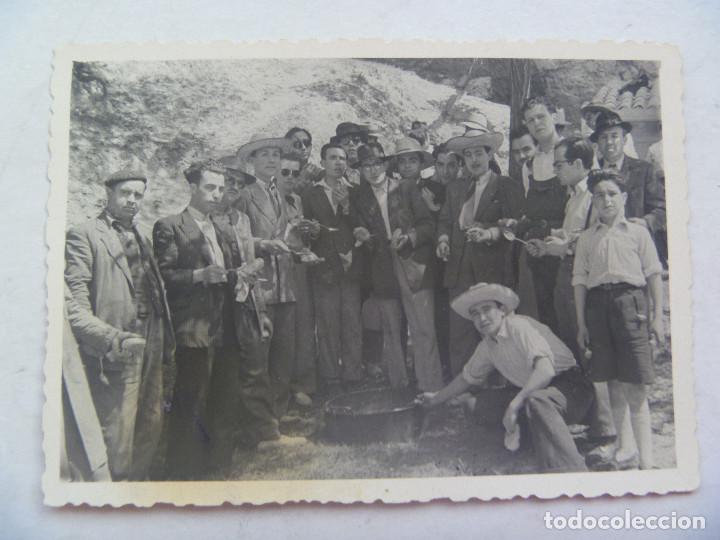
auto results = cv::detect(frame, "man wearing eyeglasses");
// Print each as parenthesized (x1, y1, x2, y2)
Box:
(285, 127, 322, 194)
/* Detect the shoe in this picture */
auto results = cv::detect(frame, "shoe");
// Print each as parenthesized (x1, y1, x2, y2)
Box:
(585, 442, 616, 467)
(256, 434, 307, 451)
(293, 392, 313, 408)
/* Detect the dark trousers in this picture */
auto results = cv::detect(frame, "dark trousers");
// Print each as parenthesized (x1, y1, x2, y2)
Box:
(524, 367, 595, 472)
(313, 277, 363, 384)
(267, 302, 296, 417)
(291, 265, 317, 395)
(434, 286, 451, 383)
(235, 305, 279, 444)
(448, 286, 482, 377)
(165, 345, 239, 479)
(527, 255, 560, 334)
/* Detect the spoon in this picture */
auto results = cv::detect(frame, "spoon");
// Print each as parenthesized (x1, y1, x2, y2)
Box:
(502, 230, 528, 246)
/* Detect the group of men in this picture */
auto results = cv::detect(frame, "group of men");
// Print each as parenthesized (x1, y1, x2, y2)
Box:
(63, 94, 667, 481)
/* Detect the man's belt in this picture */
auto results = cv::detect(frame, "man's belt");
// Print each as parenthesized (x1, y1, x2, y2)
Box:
(590, 282, 638, 292)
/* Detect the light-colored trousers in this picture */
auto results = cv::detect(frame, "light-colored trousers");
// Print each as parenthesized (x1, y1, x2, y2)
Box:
(376, 254, 443, 392)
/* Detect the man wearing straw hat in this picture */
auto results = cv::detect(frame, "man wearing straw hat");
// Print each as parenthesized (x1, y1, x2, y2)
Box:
(418, 283, 594, 473)
(437, 120, 524, 376)
(235, 134, 304, 420)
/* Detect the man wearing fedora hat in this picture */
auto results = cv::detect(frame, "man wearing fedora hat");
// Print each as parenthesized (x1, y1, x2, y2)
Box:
(418, 282, 595, 473)
(349, 143, 443, 392)
(330, 122, 369, 186)
(591, 113, 666, 238)
(580, 103, 638, 159)
(437, 127, 524, 377)
(65, 169, 175, 480)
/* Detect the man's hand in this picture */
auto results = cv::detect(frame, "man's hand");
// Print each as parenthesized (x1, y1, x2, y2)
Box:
(436, 240, 450, 260)
(543, 234, 571, 257)
(502, 398, 522, 433)
(525, 238, 547, 258)
(353, 226, 371, 244)
(466, 227, 491, 243)
(390, 228, 410, 251)
(650, 316, 665, 345)
(259, 239, 291, 255)
(260, 313, 273, 341)
(201, 264, 228, 285)
(577, 323, 590, 353)
(420, 187, 441, 212)
(294, 219, 321, 236)
(415, 392, 439, 409)
(109, 331, 144, 362)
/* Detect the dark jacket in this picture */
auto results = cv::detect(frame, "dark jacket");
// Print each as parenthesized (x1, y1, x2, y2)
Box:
(153, 208, 241, 349)
(600, 156, 666, 234)
(437, 171, 524, 291)
(349, 177, 436, 298)
(301, 181, 361, 285)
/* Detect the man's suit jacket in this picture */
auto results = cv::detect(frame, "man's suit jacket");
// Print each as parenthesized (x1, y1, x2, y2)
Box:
(600, 156, 666, 234)
(153, 208, 240, 349)
(212, 207, 267, 330)
(302, 181, 360, 285)
(64, 211, 175, 364)
(235, 179, 296, 305)
(437, 171, 524, 291)
(349, 177, 436, 298)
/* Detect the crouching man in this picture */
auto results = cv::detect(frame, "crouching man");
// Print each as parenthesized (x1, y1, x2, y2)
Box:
(418, 282, 595, 473)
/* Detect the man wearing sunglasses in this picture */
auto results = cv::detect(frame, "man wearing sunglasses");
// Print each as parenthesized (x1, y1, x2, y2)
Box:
(330, 122, 368, 187)
(285, 127, 322, 194)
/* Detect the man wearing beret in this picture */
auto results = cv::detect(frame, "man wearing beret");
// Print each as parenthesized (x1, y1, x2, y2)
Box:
(64, 169, 175, 481)
(419, 283, 595, 473)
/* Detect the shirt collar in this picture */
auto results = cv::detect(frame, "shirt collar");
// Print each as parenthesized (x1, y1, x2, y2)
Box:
(187, 205, 210, 223)
(570, 176, 589, 195)
(473, 169, 492, 185)
(594, 215, 629, 231)
(103, 209, 136, 231)
(370, 175, 389, 193)
(496, 317, 509, 339)
(603, 154, 625, 171)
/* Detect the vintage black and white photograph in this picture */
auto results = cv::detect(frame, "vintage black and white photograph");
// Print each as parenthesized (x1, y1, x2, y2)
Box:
(43, 41, 696, 506)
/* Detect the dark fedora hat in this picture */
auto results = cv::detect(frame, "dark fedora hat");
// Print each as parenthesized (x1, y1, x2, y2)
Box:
(590, 113, 633, 142)
(356, 143, 387, 166)
(334, 122, 369, 140)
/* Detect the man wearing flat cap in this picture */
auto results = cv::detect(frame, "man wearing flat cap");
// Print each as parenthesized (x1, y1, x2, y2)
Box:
(419, 282, 595, 473)
(437, 125, 524, 377)
(64, 168, 175, 481)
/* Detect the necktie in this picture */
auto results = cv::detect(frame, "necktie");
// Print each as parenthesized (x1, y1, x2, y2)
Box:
(268, 179, 282, 217)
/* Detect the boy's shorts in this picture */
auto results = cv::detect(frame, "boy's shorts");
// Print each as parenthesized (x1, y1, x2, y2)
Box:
(585, 284, 655, 384)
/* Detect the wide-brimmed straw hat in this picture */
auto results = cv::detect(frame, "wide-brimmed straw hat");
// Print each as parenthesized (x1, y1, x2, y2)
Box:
(445, 127, 503, 155)
(236, 133, 293, 162)
(218, 155, 256, 184)
(388, 137, 434, 166)
(451, 282, 520, 320)
(459, 112, 493, 131)
(589, 113, 633, 142)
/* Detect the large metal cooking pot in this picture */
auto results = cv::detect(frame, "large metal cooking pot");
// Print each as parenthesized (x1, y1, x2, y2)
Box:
(323, 387, 424, 444)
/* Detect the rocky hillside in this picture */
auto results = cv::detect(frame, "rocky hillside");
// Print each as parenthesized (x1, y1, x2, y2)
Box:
(68, 59, 510, 234)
